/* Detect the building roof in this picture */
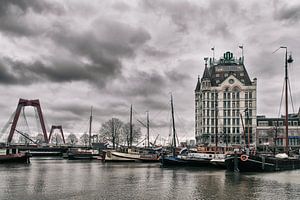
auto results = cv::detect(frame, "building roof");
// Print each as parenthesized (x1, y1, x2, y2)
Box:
(201, 64, 210, 81)
(199, 51, 253, 86)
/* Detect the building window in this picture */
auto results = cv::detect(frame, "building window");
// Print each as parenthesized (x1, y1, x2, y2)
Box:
(279, 121, 284, 126)
(249, 109, 252, 117)
(293, 121, 298, 126)
(236, 136, 240, 143)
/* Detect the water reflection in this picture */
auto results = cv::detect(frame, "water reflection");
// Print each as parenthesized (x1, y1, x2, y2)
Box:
(0, 159, 299, 200)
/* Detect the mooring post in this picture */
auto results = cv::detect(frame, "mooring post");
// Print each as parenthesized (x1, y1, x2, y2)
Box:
(234, 151, 239, 172)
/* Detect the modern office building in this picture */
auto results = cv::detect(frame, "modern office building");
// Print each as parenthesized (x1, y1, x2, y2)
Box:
(195, 51, 257, 148)
(256, 112, 300, 152)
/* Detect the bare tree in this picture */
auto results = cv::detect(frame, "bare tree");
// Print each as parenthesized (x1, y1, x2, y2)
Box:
(50, 133, 63, 145)
(121, 123, 142, 146)
(80, 133, 89, 146)
(18, 132, 30, 144)
(99, 118, 123, 149)
(67, 133, 78, 146)
(36, 133, 45, 144)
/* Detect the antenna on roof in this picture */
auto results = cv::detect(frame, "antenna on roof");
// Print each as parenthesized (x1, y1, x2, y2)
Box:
(239, 45, 244, 63)
(211, 47, 215, 62)
(204, 57, 208, 66)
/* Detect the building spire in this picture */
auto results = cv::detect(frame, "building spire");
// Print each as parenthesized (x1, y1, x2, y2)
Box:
(201, 58, 210, 81)
(195, 75, 201, 91)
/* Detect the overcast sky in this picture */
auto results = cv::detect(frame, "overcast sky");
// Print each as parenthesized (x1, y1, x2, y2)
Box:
(0, 0, 300, 143)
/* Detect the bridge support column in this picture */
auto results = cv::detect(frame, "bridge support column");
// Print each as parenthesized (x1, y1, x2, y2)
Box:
(7, 99, 49, 144)
(49, 125, 66, 144)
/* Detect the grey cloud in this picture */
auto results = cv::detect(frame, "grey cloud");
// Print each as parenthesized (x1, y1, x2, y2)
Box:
(165, 68, 191, 83)
(140, 0, 237, 37)
(142, 45, 171, 58)
(0, 0, 64, 15)
(0, 62, 17, 84)
(0, 56, 119, 87)
(0, 17, 151, 87)
(49, 18, 151, 59)
(112, 2, 131, 12)
(117, 70, 166, 97)
(0, 0, 64, 37)
(274, 4, 300, 24)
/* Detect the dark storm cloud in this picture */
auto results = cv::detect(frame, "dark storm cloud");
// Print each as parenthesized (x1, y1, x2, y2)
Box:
(0, 18, 151, 87)
(46, 18, 150, 87)
(0, 0, 64, 37)
(0, 0, 63, 14)
(0, 56, 120, 87)
(0, 62, 17, 84)
(274, 3, 300, 24)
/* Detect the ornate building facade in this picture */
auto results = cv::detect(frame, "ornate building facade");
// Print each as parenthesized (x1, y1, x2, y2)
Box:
(195, 51, 257, 148)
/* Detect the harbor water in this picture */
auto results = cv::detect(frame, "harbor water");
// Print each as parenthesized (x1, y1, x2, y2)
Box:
(0, 158, 300, 200)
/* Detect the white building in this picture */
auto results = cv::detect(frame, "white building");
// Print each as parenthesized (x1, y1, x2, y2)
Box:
(195, 51, 257, 148)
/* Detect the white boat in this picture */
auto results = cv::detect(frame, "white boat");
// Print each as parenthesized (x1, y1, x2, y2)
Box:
(103, 149, 140, 162)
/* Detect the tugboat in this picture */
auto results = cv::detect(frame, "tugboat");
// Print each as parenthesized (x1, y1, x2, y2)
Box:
(0, 145, 31, 164)
(225, 47, 300, 172)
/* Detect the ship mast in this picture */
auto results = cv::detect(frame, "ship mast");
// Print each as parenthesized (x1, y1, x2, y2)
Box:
(130, 105, 133, 148)
(284, 47, 289, 154)
(214, 90, 218, 155)
(171, 94, 177, 157)
(147, 111, 150, 148)
(88, 106, 93, 148)
(281, 47, 293, 154)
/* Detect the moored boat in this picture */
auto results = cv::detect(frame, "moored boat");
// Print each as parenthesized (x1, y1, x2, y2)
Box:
(136, 147, 162, 162)
(0, 147, 31, 164)
(162, 147, 226, 167)
(103, 149, 140, 162)
(225, 152, 300, 172)
(225, 47, 300, 172)
(66, 148, 98, 160)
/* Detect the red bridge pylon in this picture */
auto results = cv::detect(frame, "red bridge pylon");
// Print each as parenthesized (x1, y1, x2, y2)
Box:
(7, 98, 49, 144)
(49, 125, 65, 144)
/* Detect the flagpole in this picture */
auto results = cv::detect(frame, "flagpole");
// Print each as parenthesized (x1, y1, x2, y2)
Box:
(211, 46, 215, 62)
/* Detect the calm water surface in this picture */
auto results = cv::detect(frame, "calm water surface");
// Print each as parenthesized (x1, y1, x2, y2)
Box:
(0, 158, 300, 200)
